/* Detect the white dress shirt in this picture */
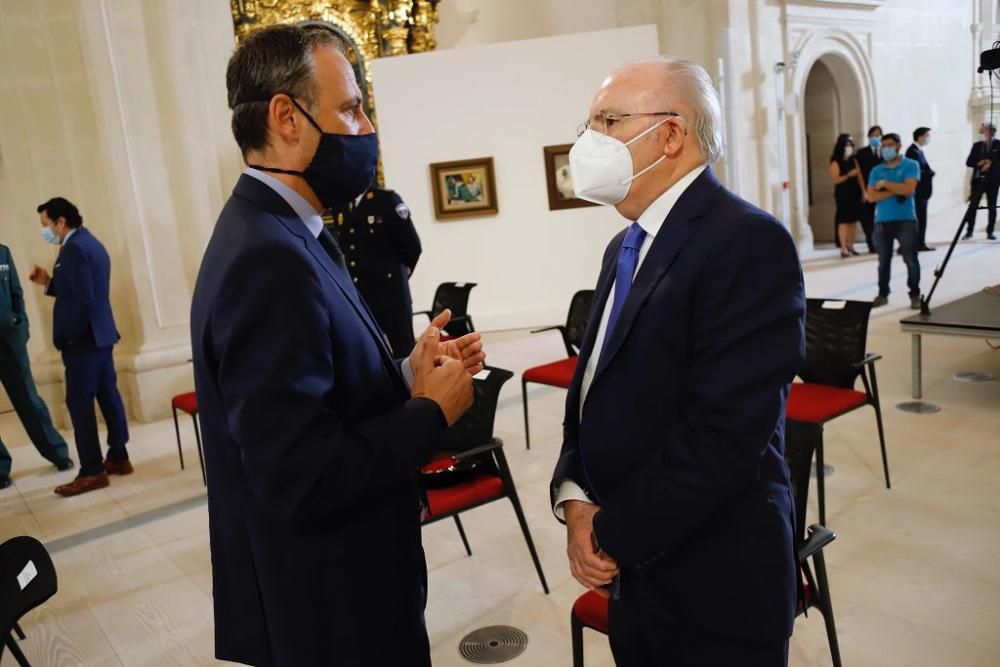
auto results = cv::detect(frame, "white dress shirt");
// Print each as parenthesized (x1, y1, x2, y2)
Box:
(553, 165, 706, 519)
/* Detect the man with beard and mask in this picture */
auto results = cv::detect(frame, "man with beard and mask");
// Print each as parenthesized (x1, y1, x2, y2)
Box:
(550, 57, 804, 666)
(190, 25, 483, 666)
(964, 122, 1000, 240)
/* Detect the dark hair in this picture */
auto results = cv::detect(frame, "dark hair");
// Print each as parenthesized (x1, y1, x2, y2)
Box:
(913, 127, 930, 142)
(226, 24, 345, 158)
(881, 132, 901, 146)
(867, 125, 883, 137)
(830, 133, 854, 162)
(36, 197, 83, 228)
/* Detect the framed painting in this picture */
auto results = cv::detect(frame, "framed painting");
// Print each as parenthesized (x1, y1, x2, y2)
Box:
(543, 144, 597, 211)
(430, 157, 498, 220)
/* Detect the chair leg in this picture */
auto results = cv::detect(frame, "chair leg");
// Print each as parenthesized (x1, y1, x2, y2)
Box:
(507, 489, 550, 594)
(192, 414, 206, 487)
(868, 365, 891, 489)
(815, 426, 826, 527)
(172, 406, 185, 471)
(13, 623, 25, 640)
(453, 515, 472, 556)
(571, 612, 584, 667)
(521, 377, 531, 450)
(812, 551, 843, 667)
(6, 633, 31, 667)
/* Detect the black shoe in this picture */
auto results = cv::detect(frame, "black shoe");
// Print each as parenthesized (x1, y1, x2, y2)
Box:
(910, 295, 922, 310)
(54, 457, 75, 472)
(989, 234, 997, 240)
(0, 475, 10, 490)
(962, 232, 973, 240)
(919, 245, 936, 252)
(872, 295, 889, 308)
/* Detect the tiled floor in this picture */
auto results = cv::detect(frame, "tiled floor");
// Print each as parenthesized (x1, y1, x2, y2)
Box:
(2, 200, 998, 666)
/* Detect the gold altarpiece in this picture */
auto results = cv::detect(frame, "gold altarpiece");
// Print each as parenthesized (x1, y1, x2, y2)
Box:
(230, 1, 442, 136)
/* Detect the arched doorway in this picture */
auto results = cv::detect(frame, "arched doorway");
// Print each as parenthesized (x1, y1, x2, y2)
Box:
(802, 55, 864, 246)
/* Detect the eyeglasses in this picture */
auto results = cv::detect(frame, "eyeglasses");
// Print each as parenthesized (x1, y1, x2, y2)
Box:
(577, 111, 681, 137)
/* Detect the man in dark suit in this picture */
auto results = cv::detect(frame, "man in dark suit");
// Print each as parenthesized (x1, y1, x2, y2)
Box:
(29, 198, 130, 497)
(191, 25, 482, 666)
(0, 243, 73, 490)
(964, 122, 1000, 240)
(552, 57, 805, 666)
(330, 186, 422, 354)
(906, 127, 936, 251)
(854, 124, 883, 253)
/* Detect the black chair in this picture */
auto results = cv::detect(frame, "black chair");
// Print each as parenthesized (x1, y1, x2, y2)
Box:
(0, 536, 58, 667)
(421, 366, 549, 594)
(786, 298, 889, 525)
(568, 421, 843, 667)
(414, 282, 478, 338)
(521, 290, 594, 449)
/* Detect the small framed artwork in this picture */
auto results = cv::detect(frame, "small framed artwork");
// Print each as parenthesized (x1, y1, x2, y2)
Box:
(430, 157, 499, 221)
(543, 144, 597, 211)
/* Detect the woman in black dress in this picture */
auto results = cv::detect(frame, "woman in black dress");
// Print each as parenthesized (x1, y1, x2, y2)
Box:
(830, 133, 862, 257)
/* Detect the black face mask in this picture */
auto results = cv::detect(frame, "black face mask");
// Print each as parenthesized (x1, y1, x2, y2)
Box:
(249, 98, 378, 211)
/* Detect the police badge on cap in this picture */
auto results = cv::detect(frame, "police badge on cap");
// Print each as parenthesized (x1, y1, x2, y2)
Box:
(395, 203, 410, 219)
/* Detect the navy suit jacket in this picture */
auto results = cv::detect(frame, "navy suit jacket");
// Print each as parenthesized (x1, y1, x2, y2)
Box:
(906, 144, 935, 199)
(190, 175, 445, 667)
(46, 227, 119, 350)
(551, 167, 806, 643)
(966, 139, 1000, 184)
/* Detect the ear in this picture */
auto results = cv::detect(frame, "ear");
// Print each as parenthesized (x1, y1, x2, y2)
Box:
(662, 118, 686, 158)
(268, 93, 301, 146)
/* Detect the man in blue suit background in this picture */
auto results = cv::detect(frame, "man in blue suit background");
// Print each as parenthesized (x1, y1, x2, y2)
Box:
(192, 25, 482, 666)
(29, 197, 131, 496)
(553, 57, 806, 666)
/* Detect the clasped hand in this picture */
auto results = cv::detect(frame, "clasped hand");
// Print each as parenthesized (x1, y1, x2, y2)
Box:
(409, 309, 486, 425)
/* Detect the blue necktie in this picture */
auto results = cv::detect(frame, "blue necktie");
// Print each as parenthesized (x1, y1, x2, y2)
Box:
(600, 222, 647, 358)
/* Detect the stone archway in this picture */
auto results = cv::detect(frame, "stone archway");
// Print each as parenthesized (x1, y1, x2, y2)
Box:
(786, 28, 876, 255)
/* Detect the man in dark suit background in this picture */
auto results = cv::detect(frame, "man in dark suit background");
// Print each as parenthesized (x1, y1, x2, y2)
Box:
(0, 243, 73, 490)
(906, 127, 936, 251)
(29, 198, 130, 497)
(964, 122, 1000, 240)
(854, 124, 883, 253)
(191, 25, 483, 666)
(330, 186, 422, 354)
(552, 57, 805, 666)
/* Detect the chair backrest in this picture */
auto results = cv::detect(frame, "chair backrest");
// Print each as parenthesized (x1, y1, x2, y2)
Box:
(800, 298, 872, 388)
(565, 290, 595, 353)
(432, 282, 477, 319)
(0, 536, 58, 634)
(783, 420, 820, 548)
(439, 365, 513, 452)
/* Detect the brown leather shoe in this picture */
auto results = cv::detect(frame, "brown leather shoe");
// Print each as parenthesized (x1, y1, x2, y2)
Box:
(104, 459, 134, 476)
(54, 472, 110, 497)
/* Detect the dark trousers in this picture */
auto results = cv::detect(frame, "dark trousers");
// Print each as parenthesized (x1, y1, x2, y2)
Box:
(62, 345, 129, 476)
(915, 195, 930, 247)
(875, 221, 920, 298)
(608, 597, 789, 666)
(0, 338, 69, 476)
(859, 202, 876, 252)
(966, 179, 999, 236)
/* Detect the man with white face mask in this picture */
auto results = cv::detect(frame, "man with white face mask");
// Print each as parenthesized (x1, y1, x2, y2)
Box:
(549, 57, 805, 666)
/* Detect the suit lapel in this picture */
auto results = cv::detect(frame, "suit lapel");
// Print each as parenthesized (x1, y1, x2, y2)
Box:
(591, 168, 722, 385)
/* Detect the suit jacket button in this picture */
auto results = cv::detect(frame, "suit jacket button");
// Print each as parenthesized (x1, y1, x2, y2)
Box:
(350, 261, 356, 267)
(353, 277, 358, 283)
(387, 272, 392, 278)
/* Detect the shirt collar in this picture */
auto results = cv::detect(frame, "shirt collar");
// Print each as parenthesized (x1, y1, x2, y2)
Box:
(244, 167, 325, 239)
(63, 228, 77, 244)
(635, 164, 707, 238)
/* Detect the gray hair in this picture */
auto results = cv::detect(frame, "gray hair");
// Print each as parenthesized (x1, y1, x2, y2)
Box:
(626, 56, 724, 163)
(226, 24, 345, 157)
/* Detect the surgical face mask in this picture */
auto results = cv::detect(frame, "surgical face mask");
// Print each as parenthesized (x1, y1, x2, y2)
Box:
(249, 98, 378, 211)
(843, 146, 854, 159)
(921, 137, 931, 147)
(568, 118, 669, 206)
(40, 226, 60, 245)
(869, 136, 881, 148)
(981, 132, 989, 142)
(882, 146, 898, 161)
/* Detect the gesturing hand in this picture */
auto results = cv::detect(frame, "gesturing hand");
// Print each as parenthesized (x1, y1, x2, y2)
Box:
(409, 321, 473, 425)
(410, 309, 486, 377)
(29, 266, 50, 287)
(564, 500, 619, 598)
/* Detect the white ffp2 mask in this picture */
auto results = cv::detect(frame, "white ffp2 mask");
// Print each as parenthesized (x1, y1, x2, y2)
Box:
(568, 119, 668, 206)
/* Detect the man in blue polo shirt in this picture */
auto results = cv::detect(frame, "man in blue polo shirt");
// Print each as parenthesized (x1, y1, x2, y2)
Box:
(868, 132, 921, 309)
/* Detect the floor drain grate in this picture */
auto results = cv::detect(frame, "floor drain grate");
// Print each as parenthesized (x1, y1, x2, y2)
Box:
(459, 626, 528, 664)
(954, 371, 994, 383)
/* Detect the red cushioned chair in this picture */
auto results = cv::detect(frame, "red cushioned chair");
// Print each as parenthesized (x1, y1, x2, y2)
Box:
(421, 366, 549, 594)
(413, 282, 478, 340)
(171, 391, 205, 486)
(569, 420, 842, 667)
(787, 298, 889, 525)
(521, 290, 594, 449)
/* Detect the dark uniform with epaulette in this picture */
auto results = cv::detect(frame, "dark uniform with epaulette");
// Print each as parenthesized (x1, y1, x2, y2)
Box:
(329, 188, 422, 355)
(0, 244, 71, 486)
